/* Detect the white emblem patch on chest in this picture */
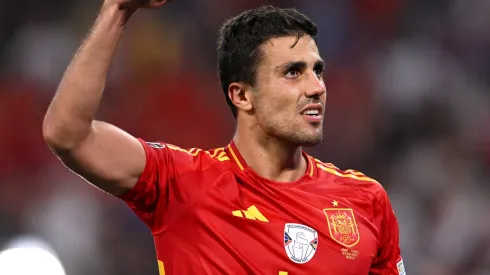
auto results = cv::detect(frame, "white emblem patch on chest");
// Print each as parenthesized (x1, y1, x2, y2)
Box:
(284, 223, 318, 264)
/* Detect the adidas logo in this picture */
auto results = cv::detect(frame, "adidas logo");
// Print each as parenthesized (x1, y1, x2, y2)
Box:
(232, 205, 269, 222)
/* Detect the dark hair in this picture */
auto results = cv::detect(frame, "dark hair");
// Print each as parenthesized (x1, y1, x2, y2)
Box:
(217, 5, 318, 118)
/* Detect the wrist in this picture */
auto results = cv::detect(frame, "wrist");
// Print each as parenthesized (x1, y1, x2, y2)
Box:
(100, 2, 136, 26)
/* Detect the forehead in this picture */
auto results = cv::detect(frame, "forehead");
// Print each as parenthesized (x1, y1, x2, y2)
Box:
(259, 35, 321, 66)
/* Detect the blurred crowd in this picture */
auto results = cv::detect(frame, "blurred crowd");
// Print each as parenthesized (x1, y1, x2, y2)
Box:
(1, 0, 490, 274)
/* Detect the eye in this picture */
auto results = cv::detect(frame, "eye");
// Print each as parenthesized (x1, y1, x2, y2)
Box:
(285, 68, 301, 78)
(314, 67, 324, 78)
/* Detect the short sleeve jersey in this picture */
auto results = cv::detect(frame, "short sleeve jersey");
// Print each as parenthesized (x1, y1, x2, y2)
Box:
(119, 139, 405, 275)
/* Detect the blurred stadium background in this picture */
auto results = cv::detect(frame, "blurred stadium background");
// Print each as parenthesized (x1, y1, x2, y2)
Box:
(1, 0, 490, 274)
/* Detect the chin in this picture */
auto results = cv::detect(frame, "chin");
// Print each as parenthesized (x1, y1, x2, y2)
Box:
(266, 121, 324, 146)
(298, 137, 323, 147)
(287, 131, 323, 147)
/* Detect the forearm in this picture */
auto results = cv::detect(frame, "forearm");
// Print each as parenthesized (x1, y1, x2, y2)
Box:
(43, 3, 131, 150)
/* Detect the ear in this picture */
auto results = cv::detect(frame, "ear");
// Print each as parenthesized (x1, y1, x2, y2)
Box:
(228, 82, 253, 113)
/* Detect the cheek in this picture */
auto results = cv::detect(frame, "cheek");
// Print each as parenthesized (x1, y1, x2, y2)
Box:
(254, 83, 298, 121)
(260, 94, 292, 119)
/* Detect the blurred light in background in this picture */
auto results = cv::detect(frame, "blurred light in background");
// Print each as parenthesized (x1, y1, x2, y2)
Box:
(0, 236, 66, 275)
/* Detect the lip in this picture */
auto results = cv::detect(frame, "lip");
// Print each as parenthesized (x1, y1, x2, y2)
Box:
(300, 103, 323, 123)
(300, 103, 323, 115)
(303, 114, 322, 123)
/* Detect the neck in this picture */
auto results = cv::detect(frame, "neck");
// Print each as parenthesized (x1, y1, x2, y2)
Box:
(233, 128, 307, 183)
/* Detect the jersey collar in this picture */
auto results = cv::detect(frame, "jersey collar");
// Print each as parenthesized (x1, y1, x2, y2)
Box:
(225, 140, 316, 178)
(226, 141, 247, 171)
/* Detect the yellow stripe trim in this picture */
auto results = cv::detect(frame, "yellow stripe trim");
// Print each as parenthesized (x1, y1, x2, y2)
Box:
(314, 158, 376, 178)
(316, 164, 379, 183)
(314, 159, 338, 168)
(228, 145, 244, 171)
(209, 148, 225, 158)
(158, 260, 165, 275)
(167, 144, 201, 156)
(307, 156, 314, 176)
(345, 169, 365, 176)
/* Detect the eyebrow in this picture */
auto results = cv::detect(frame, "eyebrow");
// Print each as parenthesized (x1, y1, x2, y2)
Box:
(313, 60, 325, 70)
(275, 60, 325, 73)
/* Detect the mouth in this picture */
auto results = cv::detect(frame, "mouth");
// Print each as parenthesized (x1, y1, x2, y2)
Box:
(300, 104, 323, 123)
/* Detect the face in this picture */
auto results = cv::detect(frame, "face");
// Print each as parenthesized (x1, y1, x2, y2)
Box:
(251, 35, 327, 146)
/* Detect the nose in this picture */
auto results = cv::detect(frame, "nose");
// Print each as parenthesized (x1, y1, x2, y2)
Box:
(304, 72, 326, 98)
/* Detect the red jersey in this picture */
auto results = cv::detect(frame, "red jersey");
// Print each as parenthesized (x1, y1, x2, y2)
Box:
(119, 139, 405, 275)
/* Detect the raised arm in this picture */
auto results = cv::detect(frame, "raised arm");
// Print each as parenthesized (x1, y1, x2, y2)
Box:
(42, 0, 170, 196)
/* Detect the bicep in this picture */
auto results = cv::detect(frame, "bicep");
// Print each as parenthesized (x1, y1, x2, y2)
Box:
(56, 121, 146, 196)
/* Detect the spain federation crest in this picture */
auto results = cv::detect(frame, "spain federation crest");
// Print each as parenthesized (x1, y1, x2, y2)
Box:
(324, 208, 360, 247)
(284, 223, 318, 264)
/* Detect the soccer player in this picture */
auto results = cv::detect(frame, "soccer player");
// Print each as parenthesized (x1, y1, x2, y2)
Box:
(42, 0, 406, 274)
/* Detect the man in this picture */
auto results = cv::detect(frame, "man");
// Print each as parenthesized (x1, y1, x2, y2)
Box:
(43, 0, 405, 274)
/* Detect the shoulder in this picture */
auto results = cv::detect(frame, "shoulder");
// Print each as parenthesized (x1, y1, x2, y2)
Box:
(312, 157, 388, 203)
(161, 143, 233, 173)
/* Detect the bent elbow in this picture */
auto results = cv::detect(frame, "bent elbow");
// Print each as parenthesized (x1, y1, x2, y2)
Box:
(42, 118, 67, 152)
(42, 116, 90, 152)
